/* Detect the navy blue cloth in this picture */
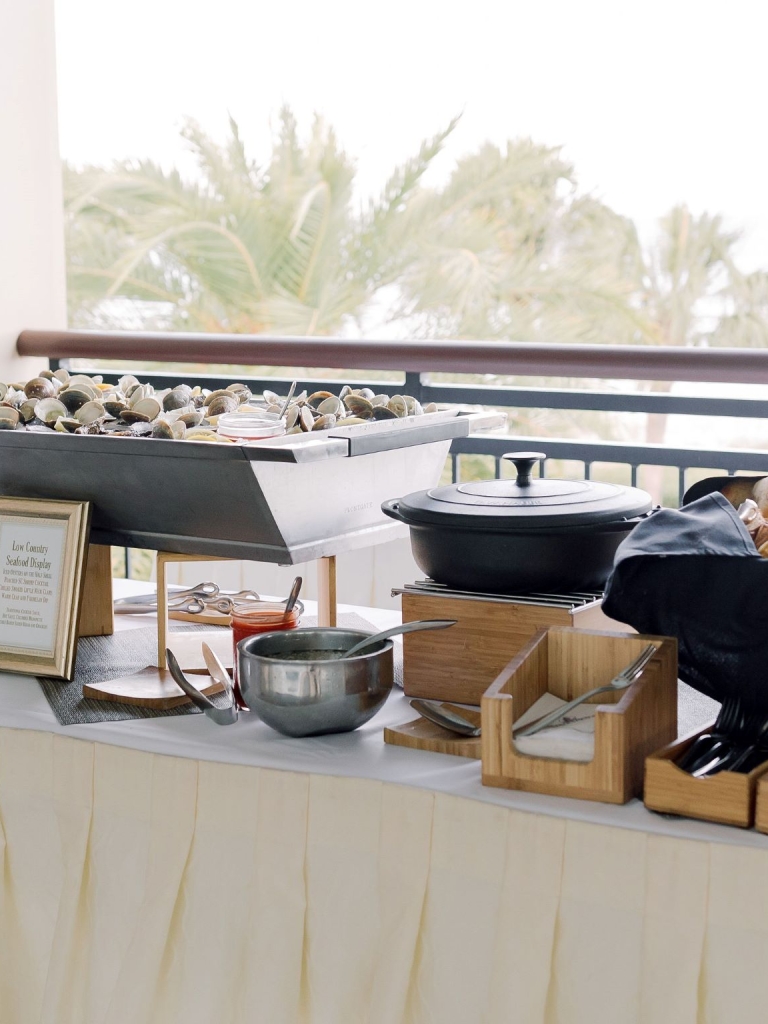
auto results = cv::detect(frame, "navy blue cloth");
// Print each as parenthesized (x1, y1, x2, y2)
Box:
(602, 493, 768, 710)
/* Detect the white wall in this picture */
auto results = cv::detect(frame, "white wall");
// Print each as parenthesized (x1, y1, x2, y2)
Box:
(0, 0, 66, 381)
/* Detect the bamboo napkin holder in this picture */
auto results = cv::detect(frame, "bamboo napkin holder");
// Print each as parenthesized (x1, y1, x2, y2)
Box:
(645, 726, 768, 828)
(481, 627, 677, 804)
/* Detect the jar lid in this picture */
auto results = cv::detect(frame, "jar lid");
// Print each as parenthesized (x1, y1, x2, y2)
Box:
(393, 451, 652, 530)
(217, 412, 285, 440)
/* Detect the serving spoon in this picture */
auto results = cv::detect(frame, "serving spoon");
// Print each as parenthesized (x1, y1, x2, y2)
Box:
(283, 576, 302, 619)
(341, 619, 457, 659)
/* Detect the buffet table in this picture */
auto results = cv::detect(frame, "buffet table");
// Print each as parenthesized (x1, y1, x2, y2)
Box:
(0, 582, 766, 1024)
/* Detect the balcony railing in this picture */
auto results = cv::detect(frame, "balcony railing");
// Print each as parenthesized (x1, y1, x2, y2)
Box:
(17, 329, 768, 506)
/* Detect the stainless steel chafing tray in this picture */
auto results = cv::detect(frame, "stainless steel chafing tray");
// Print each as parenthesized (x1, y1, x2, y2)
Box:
(0, 410, 499, 563)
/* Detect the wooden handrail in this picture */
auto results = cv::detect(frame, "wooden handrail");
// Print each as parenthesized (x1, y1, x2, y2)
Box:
(17, 328, 768, 384)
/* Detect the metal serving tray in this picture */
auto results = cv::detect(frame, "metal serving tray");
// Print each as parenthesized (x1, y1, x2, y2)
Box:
(0, 411, 493, 563)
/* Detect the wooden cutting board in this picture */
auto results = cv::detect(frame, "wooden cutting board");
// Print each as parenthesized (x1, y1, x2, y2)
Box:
(83, 667, 225, 709)
(384, 705, 482, 759)
(149, 630, 234, 672)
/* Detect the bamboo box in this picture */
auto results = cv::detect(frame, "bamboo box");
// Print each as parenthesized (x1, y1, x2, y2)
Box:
(481, 627, 677, 804)
(645, 726, 768, 828)
(400, 589, 629, 706)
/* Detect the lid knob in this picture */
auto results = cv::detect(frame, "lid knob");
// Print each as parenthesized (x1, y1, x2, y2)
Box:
(502, 451, 546, 487)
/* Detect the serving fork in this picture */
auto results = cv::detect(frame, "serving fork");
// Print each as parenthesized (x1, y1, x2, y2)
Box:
(514, 644, 657, 738)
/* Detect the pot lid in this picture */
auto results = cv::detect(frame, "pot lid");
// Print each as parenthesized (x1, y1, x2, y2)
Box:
(394, 451, 653, 530)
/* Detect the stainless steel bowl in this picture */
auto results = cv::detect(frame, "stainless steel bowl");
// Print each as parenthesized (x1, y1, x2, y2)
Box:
(237, 627, 394, 737)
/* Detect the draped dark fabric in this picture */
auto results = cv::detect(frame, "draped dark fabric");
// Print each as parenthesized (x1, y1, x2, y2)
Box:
(603, 493, 768, 710)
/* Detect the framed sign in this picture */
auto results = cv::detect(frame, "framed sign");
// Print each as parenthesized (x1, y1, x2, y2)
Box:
(0, 497, 91, 679)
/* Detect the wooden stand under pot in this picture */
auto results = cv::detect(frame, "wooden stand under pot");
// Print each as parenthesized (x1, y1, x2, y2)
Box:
(395, 584, 632, 705)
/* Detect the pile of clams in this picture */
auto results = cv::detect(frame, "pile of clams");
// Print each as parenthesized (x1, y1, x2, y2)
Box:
(0, 370, 437, 443)
(266, 385, 437, 434)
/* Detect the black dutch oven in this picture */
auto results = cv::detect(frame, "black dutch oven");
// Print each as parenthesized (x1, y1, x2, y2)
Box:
(382, 451, 653, 594)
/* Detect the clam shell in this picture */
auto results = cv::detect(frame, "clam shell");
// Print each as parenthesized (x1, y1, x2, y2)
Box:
(372, 405, 397, 420)
(204, 388, 235, 407)
(120, 409, 151, 425)
(127, 384, 151, 406)
(163, 388, 190, 412)
(307, 391, 333, 409)
(151, 420, 175, 440)
(387, 395, 407, 417)
(104, 400, 128, 418)
(36, 397, 68, 425)
(284, 404, 300, 429)
(317, 396, 342, 416)
(0, 383, 7, 401)
(171, 421, 186, 439)
(335, 416, 367, 426)
(18, 399, 39, 423)
(312, 413, 337, 431)
(59, 388, 94, 413)
(371, 394, 389, 407)
(207, 393, 239, 417)
(75, 400, 106, 425)
(299, 406, 315, 431)
(54, 417, 81, 433)
(0, 406, 20, 429)
(178, 409, 204, 428)
(344, 395, 373, 418)
(184, 427, 232, 443)
(24, 377, 55, 400)
(131, 397, 161, 421)
(424, 402, 438, 414)
(53, 368, 70, 385)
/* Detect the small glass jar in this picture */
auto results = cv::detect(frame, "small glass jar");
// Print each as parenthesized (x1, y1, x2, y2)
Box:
(217, 412, 285, 442)
(231, 600, 303, 706)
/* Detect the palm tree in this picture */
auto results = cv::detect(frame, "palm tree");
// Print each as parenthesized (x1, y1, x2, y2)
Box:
(64, 107, 458, 336)
(65, 109, 649, 348)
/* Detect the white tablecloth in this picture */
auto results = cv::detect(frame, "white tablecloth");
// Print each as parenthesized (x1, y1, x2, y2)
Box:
(0, 582, 766, 1023)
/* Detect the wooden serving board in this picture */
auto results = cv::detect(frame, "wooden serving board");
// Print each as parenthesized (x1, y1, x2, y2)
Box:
(83, 667, 225, 709)
(169, 609, 232, 627)
(384, 704, 481, 759)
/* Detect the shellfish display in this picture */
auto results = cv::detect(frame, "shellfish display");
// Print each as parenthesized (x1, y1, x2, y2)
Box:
(0, 370, 439, 443)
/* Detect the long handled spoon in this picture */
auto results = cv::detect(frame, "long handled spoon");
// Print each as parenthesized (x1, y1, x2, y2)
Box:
(341, 619, 457, 659)
(283, 576, 302, 619)
(278, 381, 298, 418)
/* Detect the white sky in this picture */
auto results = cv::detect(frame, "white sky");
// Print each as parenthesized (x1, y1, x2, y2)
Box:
(55, 0, 768, 271)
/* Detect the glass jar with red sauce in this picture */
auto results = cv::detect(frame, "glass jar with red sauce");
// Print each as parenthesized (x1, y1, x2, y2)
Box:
(231, 600, 304, 707)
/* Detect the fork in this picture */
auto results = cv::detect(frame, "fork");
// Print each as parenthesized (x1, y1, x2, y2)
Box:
(514, 644, 657, 738)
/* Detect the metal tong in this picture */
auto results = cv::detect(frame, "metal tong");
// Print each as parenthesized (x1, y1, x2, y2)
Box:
(114, 583, 262, 616)
(165, 646, 239, 725)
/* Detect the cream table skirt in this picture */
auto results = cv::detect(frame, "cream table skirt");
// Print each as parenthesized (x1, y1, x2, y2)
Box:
(0, 587, 766, 1023)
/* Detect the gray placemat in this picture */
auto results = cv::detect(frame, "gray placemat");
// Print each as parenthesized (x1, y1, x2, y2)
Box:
(38, 614, 402, 726)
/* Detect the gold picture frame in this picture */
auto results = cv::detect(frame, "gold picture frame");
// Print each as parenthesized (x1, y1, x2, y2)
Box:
(0, 497, 91, 679)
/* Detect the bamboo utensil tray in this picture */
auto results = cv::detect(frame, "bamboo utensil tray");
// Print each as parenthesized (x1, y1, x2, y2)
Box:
(397, 586, 630, 705)
(753, 776, 768, 834)
(481, 627, 677, 804)
(645, 726, 768, 828)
